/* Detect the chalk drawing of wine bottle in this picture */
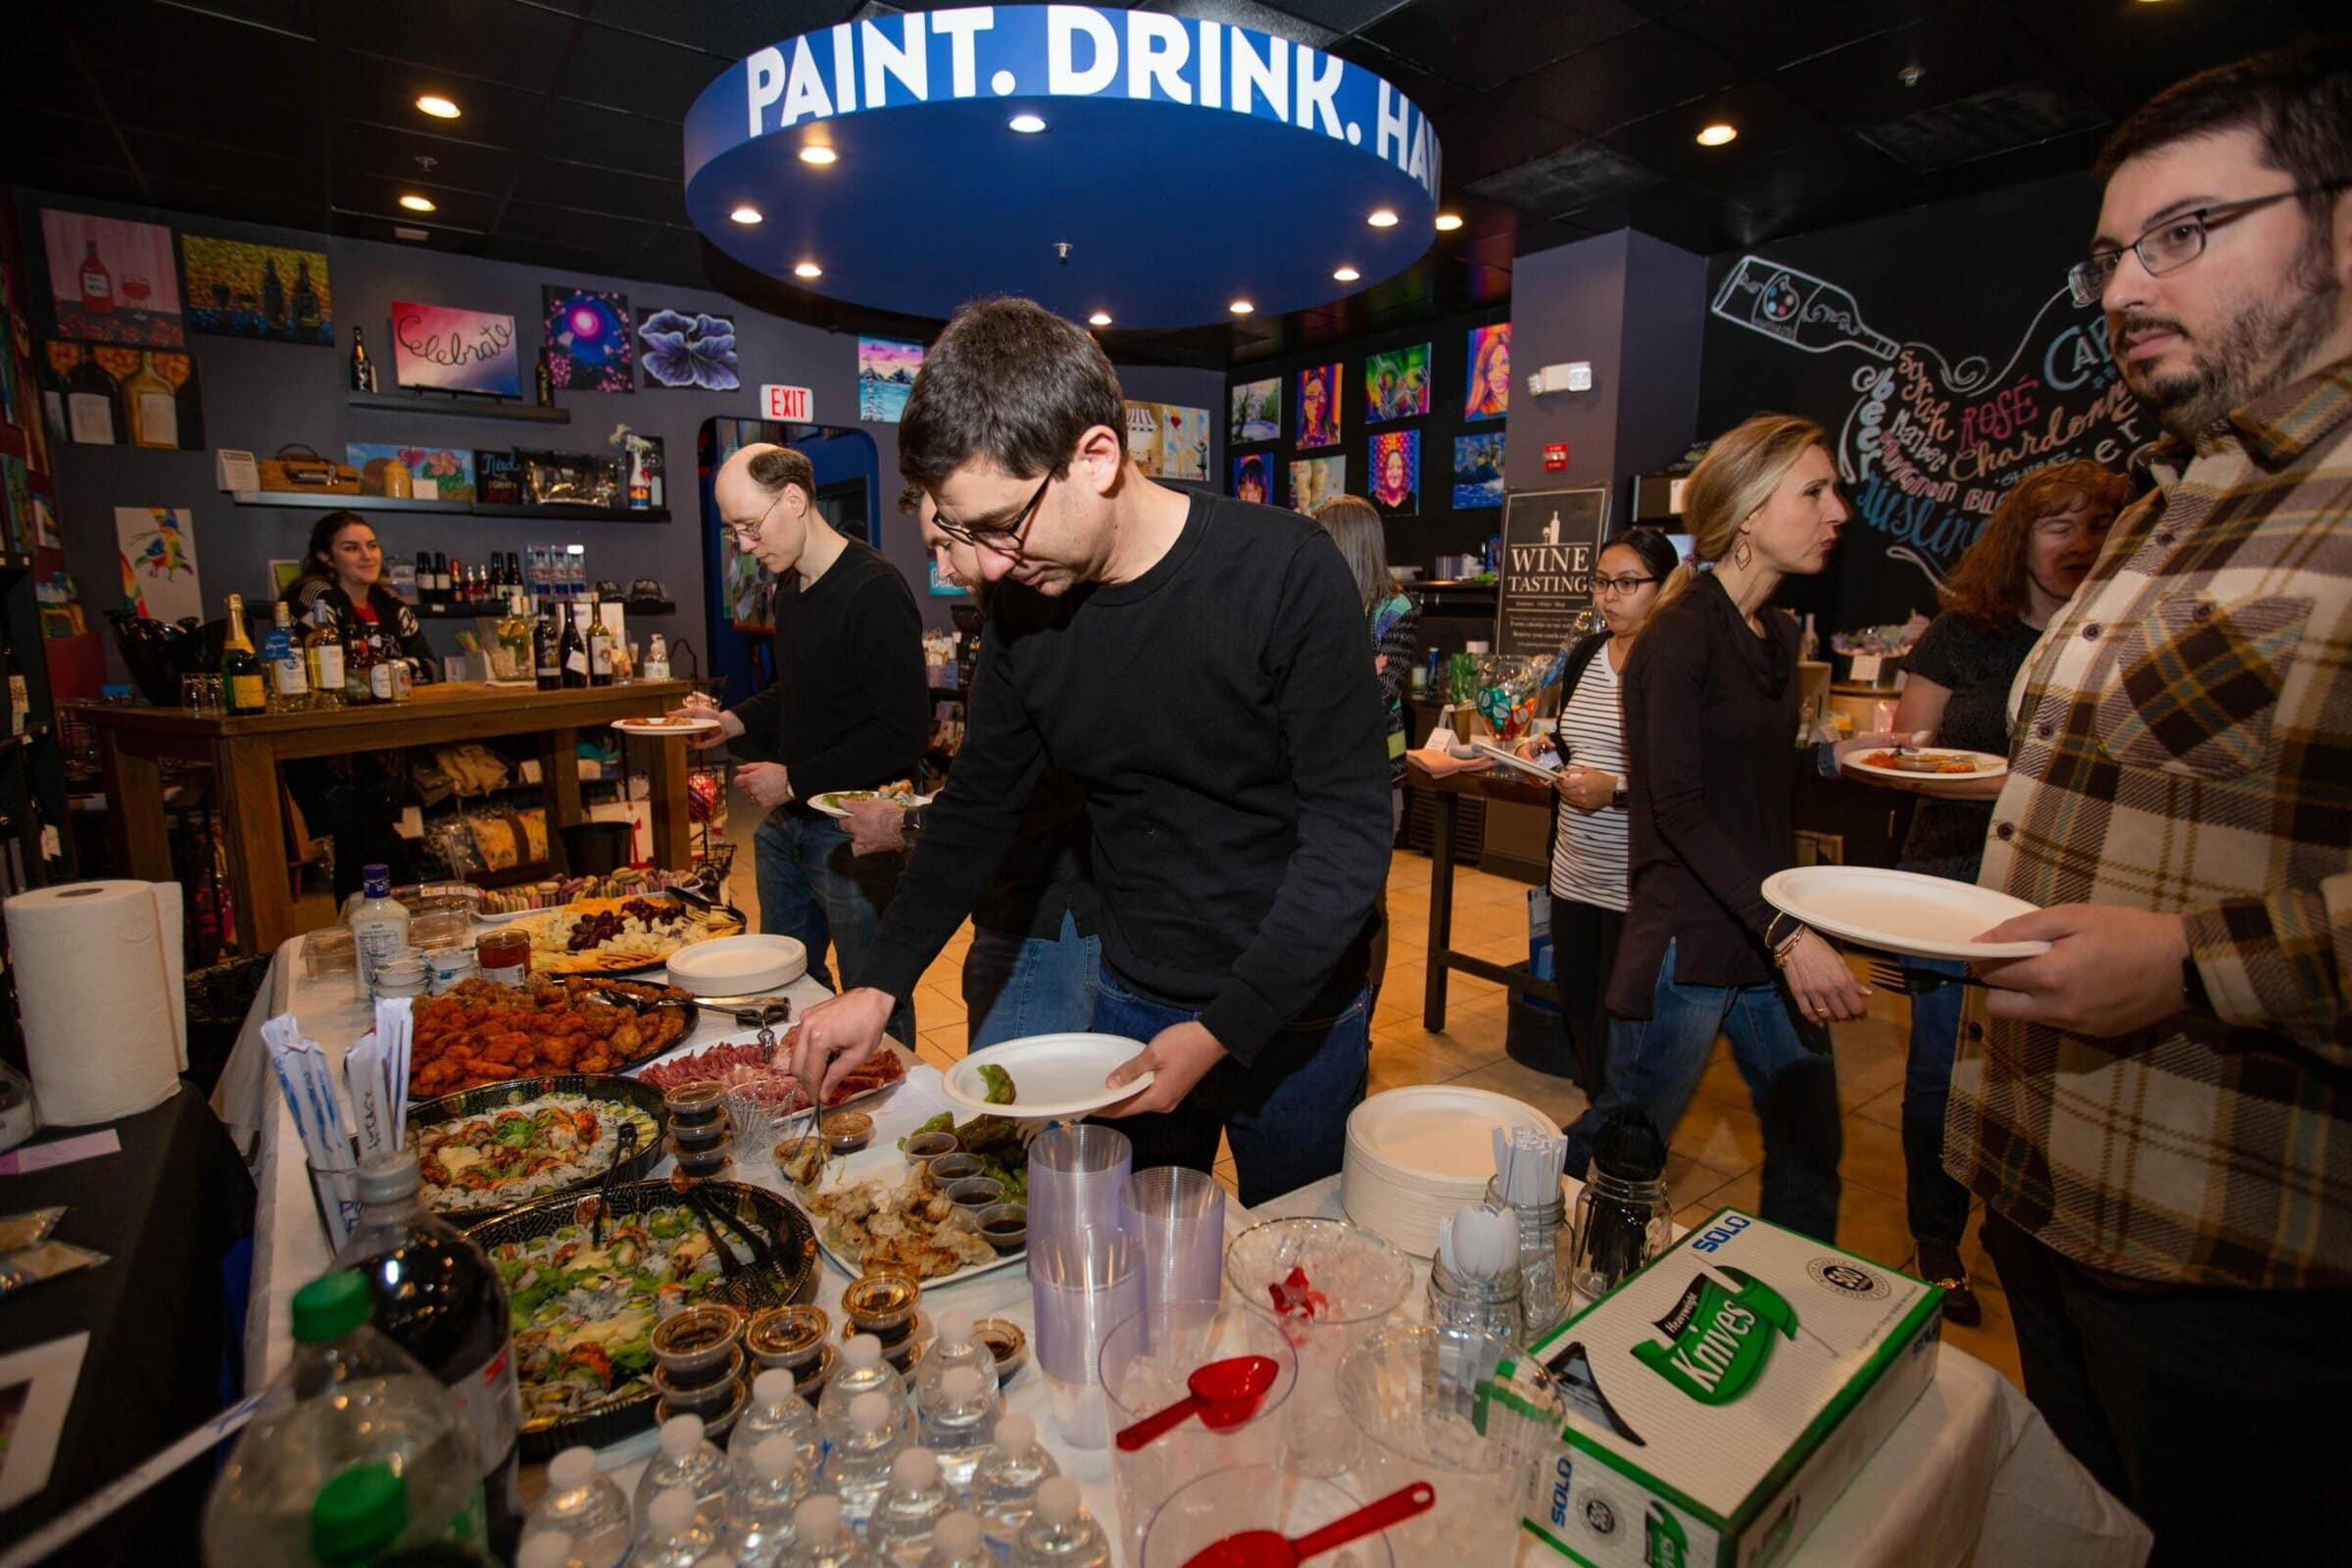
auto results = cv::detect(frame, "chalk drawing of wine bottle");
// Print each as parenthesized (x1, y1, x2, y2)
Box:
(1712, 257, 1899, 361)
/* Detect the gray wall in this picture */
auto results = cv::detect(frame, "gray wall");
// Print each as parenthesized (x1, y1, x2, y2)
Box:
(19, 189, 1221, 676)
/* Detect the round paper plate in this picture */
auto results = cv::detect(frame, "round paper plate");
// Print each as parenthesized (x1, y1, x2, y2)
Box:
(1840, 747, 2008, 783)
(808, 792, 933, 820)
(610, 715, 720, 736)
(1762, 865, 2050, 960)
(1346, 1087, 1557, 1182)
(662, 933, 808, 996)
(942, 1033, 1152, 1120)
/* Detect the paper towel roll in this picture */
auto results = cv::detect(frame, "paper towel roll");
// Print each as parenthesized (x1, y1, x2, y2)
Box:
(4, 880, 182, 1126)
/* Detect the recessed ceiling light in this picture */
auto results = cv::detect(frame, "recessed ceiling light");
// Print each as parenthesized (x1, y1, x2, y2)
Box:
(1366, 209, 1398, 227)
(730, 205, 763, 224)
(1229, 299, 1254, 315)
(1696, 122, 1738, 147)
(415, 95, 461, 120)
(798, 145, 838, 166)
(793, 261, 823, 279)
(1434, 212, 1463, 231)
(1332, 267, 1361, 282)
(398, 193, 436, 213)
(1087, 311, 1112, 327)
(1007, 113, 1048, 134)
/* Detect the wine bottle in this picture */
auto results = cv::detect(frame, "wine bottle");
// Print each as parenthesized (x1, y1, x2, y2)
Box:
(534, 347, 554, 408)
(559, 604, 588, 689)
(351, 325, 378, 393)
(263, 601, 308, 711)
(78, 241, 113, 318)
(291, 259, 321, 337)
(305, 601, 346, 710)
(220, 594, 267, 716)
(584, 595, 613, 687)
(261, 257, 286, 332)
(533, 600, 561, 692)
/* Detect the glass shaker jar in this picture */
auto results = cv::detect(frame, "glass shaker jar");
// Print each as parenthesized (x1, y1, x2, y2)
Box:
(1485, 1173, 1570, 1342)
(1566, 1107, 1674, 1310)
(1426, 1251, 1523, 1344)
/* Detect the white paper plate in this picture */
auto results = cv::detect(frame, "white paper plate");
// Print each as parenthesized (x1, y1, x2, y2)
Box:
(662, 933, 808, 996)
(941, 1033, 1152, 1120)
(1347, 1087, 1557, 1181)
(1762, 865, 2050, 960)
(609, 715, 720, 736)
(808, 791, 933, 820)
(1840, 747, 2008, 782)
(1470, 741, 1562, 783)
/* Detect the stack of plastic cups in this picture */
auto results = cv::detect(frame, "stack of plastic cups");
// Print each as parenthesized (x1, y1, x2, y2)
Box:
(1121, 1166, 1226, 1313)
(1025, 1125, 1140, 1450)
(1024, 1125, 1133, 1265)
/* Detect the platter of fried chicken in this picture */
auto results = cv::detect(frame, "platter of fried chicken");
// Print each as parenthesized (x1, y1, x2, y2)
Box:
(409, 976, 698, 1099)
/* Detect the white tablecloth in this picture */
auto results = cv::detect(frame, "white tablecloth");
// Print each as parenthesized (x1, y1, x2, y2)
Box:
(227, 937, 2149, 1567)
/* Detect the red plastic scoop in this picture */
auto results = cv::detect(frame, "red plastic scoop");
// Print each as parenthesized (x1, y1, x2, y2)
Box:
(1180, 1483, 1436, 1568)
(1114, 1354, 1281, 1451)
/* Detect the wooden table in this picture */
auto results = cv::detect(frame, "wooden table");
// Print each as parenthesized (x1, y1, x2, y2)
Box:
(84, 679, 697, 954)
(1415, 765, 1563, 1031)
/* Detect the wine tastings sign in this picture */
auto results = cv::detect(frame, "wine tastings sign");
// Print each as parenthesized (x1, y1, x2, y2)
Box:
(1699, 176, 2149, 627)
(1497, 486, 1609, 658)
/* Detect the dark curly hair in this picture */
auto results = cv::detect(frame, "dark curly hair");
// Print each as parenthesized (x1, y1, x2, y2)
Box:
(899, 297, 1126, 486)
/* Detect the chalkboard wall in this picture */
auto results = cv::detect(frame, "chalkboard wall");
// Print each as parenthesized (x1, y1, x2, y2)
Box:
(1696, 173, 2153, 635)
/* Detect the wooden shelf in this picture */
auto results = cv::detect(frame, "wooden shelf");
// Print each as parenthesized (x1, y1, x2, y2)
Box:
(230, 491, 667, 523)
(348, 390, 570, 423)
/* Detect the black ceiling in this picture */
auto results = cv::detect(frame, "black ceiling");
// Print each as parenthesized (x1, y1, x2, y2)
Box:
(4, 0, 2342, 368)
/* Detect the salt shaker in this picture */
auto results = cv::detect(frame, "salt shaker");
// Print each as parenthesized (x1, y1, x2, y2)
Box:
(1566, 1107, 1673, 1310)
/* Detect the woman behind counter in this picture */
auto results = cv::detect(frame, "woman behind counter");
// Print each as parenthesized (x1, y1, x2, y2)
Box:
(281, 511, 437, 678)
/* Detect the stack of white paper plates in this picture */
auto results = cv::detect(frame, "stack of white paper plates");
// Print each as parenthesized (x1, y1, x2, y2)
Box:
(662, 933, 808, 997)
(1342, 1086, 1558, 1256)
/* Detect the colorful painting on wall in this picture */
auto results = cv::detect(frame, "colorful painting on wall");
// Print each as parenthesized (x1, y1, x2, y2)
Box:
(1365, 344, 1431, 422)
(389, 301, 522, 397)
(1233, 451, 1274, 506)
(1125, 401, 1211, 482)
(1230, 377, 1280, 444)
(39, 211, 182, 347)
(639, 309, 739, 391)
(858, 337, 922, 422)
(1289, 455, 1347, 515)
(1453, 432, 1506, 509)
(1371, 429, 1420, 514)
(1297, 364, 1342, 450)
(344, 443, 476, 502)
(1465, 322, 1510, 420)
(927, 560, 967, 597)
(542, 287, 634, 393)
(41, 342, 206, 450)
(180, 236, 331, 345)
(114, 506, 201, 622)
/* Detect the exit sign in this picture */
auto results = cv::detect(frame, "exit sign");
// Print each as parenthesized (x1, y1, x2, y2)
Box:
(760, 384, 812, 420)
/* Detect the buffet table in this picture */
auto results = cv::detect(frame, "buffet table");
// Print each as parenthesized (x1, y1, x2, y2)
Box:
(85, 679, 700, 955)
(224, 936, 2150, 1567)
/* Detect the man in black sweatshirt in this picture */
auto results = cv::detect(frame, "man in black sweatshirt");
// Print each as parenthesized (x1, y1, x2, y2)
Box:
(669, 442, 926, 1049)
(791, 298, 1392, 1204)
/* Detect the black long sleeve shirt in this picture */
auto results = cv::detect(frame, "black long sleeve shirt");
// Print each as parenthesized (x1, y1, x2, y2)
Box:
(726, 537, 927, 805)
(1608, 570, 1800, 1016)
(856, 493, 1392, 1065)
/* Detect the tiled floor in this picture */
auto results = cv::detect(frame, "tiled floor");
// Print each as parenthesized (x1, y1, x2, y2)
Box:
(731, 826, 2025, 1389)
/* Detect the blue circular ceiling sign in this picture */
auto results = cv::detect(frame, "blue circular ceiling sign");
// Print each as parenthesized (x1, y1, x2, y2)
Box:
(684, 5, 1442, 327)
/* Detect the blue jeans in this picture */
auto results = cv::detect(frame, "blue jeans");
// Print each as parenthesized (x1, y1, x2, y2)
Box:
(963, 911, 1102, 1051)
(1091, 964, 1371, 1209)
(754, 809, 915, 1049)
(1562, 942, 1841, 1241)
(1899, 956, 1972, 1247)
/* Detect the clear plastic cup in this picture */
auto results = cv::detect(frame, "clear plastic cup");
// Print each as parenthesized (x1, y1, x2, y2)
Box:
(1223, 1217, 1413, 1477)
(1141, 1466, 1395, 1568)
(1029, 1225, 1142, 1449)
(1097, 1301, 1298, 1563)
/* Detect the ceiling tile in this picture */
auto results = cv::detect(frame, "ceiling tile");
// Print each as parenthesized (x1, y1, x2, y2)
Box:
(559, 22, 727, 120)
(145, 183, 330, 235)
(515, 156, 688, 225)
(1662, 0, 1950, 75)
(1858, 81, 2106, 173)
(324, 60, 559, 152)
(96, 69, 324, 158)
(1773, 15, 2049, 128)
(59, 0, 316, 82)
(122, 131, 322, 202)
(497, 198, 657, 257)
(321, 0, 577, 94)
(332, 169, 501, 234)
(332, 121, 522, 195)
(1360, 0, 1646, 92)
(1686, 134, 1907, 217)
(1465, 140, 1664, 219)
(585, 0, 840, 59)
(1603, 80, 1829, 180)
(539, 99, 686, 179)
(1515, 24, 1741, 137)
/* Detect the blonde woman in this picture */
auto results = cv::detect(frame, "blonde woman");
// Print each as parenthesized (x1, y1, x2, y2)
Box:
(1561, 414, 1909, 1241)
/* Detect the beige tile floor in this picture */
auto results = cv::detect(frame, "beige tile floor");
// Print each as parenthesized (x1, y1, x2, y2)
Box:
(731, 830, 2024, 1388)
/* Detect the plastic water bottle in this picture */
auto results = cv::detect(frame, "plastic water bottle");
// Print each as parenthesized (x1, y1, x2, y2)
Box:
(637, 1487, 718, 1568)
(821, 1335, 913, 1450)
(521, 1446, 631, 1568)
(516, 1530, 573, 1568)
(734, 1370, 821, 1480)
(866, 1448, 952, 1566)
(917, 1512, 991, 1568)
(203, 1270, 488, 1565)
(349, 863, 411, 1001)
(822, 1391, 906, 1535)
(917, 1312, 997, 1399)
(722, 1436, 810, 1567)
(1007, 1479, 1108, 1568)
(914, 1366, 995, 1494)
(968, 1412, 1058, 1560)
(636, 1414, 734, 1524)
(782, 1496, 877, 1567)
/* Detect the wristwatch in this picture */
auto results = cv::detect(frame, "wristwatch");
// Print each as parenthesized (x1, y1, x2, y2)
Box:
(1610, 779, 1630, 809)
(898, 805, 925, 852)
(1815, 740, 1842, 779)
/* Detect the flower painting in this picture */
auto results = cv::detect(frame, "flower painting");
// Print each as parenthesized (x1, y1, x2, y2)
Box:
(542, 287, 634, 393)
(345, 443, 475, 502)
(638, 309, 739, 391)
(115, 506, 201, 622)
(858, 337, 922, 422)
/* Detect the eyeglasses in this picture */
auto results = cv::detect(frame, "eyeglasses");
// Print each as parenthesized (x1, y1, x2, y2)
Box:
(932, 474, 1052, 557)
(1592, 574, 1658, 597)
(2066, 180, 2349, 307)
(725, 493, 783, 547)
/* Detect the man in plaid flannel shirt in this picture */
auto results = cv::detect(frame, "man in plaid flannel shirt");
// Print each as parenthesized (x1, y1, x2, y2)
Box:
(1941, 45, 2352, 1557)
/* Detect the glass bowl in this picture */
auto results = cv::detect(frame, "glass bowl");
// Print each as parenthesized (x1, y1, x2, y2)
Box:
(1223, 1217, 1414, 1477)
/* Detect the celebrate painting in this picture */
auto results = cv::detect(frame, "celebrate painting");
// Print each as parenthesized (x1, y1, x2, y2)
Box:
(390, 302, 522, 397)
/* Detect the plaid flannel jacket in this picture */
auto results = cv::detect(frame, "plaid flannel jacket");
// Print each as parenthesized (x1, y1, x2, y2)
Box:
(1947, 351, 2352, 1290)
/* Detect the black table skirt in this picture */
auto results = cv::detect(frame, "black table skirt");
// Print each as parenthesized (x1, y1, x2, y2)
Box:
(0, 1084, 254, 1563)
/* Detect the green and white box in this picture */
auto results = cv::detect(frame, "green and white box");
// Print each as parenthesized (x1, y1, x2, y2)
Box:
(1514, 1208, 1941, 1567)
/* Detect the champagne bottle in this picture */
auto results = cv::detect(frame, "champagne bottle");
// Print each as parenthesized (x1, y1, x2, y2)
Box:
(220, 594, 267, 716)
(305, 601, 346, 710)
